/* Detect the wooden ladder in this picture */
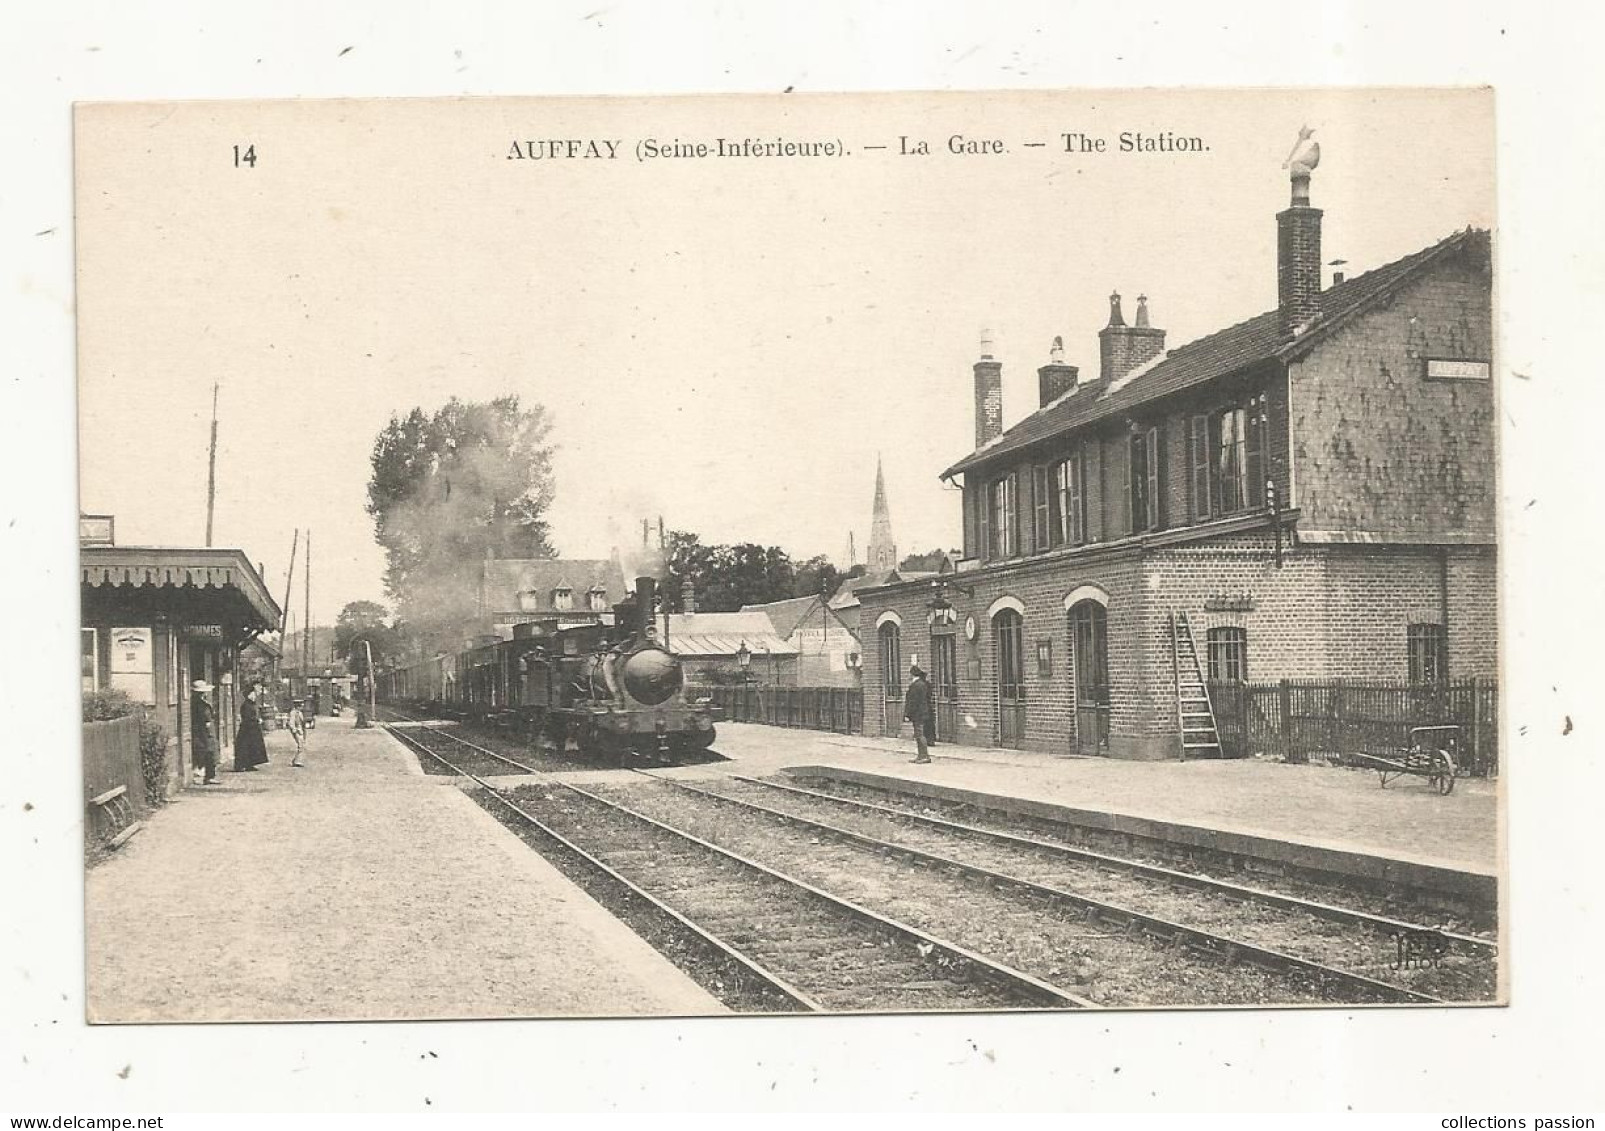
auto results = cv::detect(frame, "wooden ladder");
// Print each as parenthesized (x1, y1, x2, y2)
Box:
(1170, 612, 1222, 759)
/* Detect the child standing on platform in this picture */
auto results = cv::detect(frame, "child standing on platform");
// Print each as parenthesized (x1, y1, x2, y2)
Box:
(288, 699, 308, 767)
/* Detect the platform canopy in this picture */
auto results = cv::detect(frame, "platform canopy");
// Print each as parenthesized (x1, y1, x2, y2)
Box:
(81, 546, 281, 635)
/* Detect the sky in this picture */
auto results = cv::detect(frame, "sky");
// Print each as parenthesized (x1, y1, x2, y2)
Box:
(75, 88, 1495, 628)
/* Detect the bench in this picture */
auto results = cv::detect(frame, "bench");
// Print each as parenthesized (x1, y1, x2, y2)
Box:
(87, 784, 143, 850)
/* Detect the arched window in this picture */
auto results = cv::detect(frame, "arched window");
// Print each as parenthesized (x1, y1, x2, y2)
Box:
(878, 621, 902, 699)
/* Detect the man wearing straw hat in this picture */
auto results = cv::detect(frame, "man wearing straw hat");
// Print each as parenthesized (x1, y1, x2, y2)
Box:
(190, 679, 218, 785)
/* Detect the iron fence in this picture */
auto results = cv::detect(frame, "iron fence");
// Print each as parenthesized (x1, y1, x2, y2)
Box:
(689, 684, 864, 735)
(1208, 677, 1498, 776)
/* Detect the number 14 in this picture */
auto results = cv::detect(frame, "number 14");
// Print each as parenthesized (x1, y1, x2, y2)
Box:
(233, 144, 257, 168)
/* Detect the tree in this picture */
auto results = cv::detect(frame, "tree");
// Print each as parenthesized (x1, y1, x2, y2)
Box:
(792, 554, 847, 601)
(335, 600, 396, 664)
(367, 396, 556, 646)
(661, 530, 798, 612)
(899, 549, 956, 573)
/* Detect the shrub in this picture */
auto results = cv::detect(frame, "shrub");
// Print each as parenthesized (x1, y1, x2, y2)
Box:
(138, 718, 171, 808)
(83, 689, 172, 807)
(82, 687, 137, 721)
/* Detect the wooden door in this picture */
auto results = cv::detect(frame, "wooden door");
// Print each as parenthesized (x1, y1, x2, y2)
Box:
(995, 609, 1026, 748)
(931, 633, 958, 741)
(1069, 601, 1110, 754)
(878, 622, 902, 737)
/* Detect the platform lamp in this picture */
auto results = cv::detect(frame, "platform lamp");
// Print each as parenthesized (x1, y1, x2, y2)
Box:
(927, 576, 975, 617)
(735, 640, 752, 683)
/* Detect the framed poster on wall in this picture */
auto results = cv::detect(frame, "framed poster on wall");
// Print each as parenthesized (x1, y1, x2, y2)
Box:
(108, 626, 154, 703)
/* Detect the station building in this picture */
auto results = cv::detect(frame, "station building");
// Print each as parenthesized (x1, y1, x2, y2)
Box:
(80, 516, 281, 790)
(856, 165, 1496, 760)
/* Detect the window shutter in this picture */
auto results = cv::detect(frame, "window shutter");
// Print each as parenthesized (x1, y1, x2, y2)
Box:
(1008, 471, 1023, 556)
(1085, 442, 1102, 543)
(1146, 425, 1162, 530)
(1189, 414, 1210, 521)
(979, 481, 991, 562)
(1032, 465, 1049, 552)
(1127, 433, 1143, 535)
(1068, 451, 1084, 545)
(1246, 399, 1265, 508)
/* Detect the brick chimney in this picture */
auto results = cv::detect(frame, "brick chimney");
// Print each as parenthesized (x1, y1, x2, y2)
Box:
(974, 329, 1002, 448)
(1037, 335, 1079, 407)
(1277, 174, 1323, 338)
(1098, 293, 1166, 383)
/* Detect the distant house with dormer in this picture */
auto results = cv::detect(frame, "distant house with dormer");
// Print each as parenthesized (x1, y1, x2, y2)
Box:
(475, 557, 627, 637)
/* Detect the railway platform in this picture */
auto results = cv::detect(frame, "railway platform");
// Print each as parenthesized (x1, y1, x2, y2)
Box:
(85, 713, 723, 1022)
(666, 722, 1500, 882)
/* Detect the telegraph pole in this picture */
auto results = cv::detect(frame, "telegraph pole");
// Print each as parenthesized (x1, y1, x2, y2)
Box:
(279, 529, 299, 636)
(303, 530, 312, 679)
(204, 383, 219, 546)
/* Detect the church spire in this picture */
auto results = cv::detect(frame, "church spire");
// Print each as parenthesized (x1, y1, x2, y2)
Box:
(867, 454, 898, 574)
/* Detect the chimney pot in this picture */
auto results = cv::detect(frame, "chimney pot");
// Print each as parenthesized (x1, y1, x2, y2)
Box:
(1099, 292, 1165, 383)
(1037, 338, 1080, 407)
(979, 328, 994, 359)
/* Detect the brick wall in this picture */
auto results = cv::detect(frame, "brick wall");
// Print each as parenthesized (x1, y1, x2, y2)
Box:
(1291, 246, 1495, 540)
(1447, 546, 1498, 679)
(858, 534, 1497, 760)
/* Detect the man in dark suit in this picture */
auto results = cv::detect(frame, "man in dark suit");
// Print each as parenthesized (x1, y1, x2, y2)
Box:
(190, 679, 218, 785)
(904, 663, 934, 764)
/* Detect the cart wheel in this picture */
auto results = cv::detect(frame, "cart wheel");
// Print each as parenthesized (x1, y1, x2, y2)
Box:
(1431, 748, 1457, 795)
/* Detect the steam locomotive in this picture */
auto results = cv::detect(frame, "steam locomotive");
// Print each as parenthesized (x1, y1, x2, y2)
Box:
(378, 575, 718, 760)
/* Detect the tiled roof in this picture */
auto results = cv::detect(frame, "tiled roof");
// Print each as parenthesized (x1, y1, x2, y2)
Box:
(479, 558, 626, 614)
(943, 228, 1489, 478)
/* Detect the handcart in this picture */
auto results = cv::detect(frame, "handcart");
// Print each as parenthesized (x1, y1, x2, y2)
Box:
(1356, 725, 1459, 795)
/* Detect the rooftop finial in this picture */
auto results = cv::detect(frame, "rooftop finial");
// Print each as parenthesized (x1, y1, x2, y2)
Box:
(980, 328, 994, 359)
(1107, 292, 1126, 328)
(1135, 295, 1151, 328)
(1281, 125, 1320, 206)
(1049, 335, 1064, 364)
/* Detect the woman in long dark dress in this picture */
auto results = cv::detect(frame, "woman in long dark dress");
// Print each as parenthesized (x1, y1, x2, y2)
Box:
(233, 685, 270, 771)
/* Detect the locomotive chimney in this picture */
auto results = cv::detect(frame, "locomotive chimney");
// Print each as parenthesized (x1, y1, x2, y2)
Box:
(634, 575, 658, 638)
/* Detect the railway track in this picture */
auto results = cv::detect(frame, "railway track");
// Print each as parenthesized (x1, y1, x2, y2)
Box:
(798, 767, 1496, 931)
(631, 773, 1495, 1003)
(601, 773, 1449, 1006)
(382, 719, 1091, 1013)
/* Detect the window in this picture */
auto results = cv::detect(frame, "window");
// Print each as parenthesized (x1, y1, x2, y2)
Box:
(1193, 396, 1267, 518)
(81, 628, 98, 694)
(879, 622, 902, 698)
(986, 473, 1019, 559)
(1051, 449, 1086, 547)
(1032, 465, 1050, 552)
(1129, 425, 1162, 533)
(587, 588, 608, 611)
(1206, 627, 1248, 682)
(1408, 624, 1448, 685)
(552, 587, 573, 611)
